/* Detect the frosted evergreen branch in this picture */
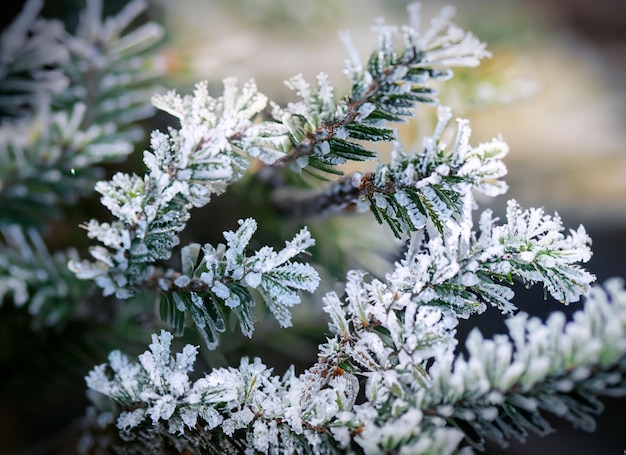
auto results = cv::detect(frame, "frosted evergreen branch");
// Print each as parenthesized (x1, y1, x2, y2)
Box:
(0, 102, 141, 226)
(0, 225, 94, 327)
(57, 0, 165, 129)
(84, 281, 626, 454)
(366, 107, 507, 237)
(0, 0, 165, 226)
(382, 200, 594, 318)
(273, 106, 508, 240)
(268, 5, 491, 176)
(0, 0, 69, 120)
(151, 78, 292, 168)
(472, 200, 595, 308)
(69, 78, 287, 299)
(419, 278, 626, 451)
(147, 219, 319, 349)
(83, 331, 462, 454)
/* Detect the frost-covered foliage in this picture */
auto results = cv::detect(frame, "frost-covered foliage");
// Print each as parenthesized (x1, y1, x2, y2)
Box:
(0, 225, 91, 327)
(0, 0, 68, 120)
(0, 0, 164, 226)
(70, 3, 495, 346)
(68, 78, 321, 343)
(268, 4, 490, 177)
(297, 105, 509, 238)
(380, 199, 594, 318)
(83, 279, 626, 454)
(0, 0, 164, 324)
(152, 78, 292, 167)
(1, 1, 622, 453)
(422, 278, 626, 451)
(57, 0, 165, 130)
(75, 4, 626, 453)
(155, 219, 319, 349)
(68, 79, 283, 300)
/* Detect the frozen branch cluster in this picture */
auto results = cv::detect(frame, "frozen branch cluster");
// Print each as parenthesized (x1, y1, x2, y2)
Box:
(0, 0, 164, 323)
(1, 1, 622, 453)
(68, 2, 497, 344)
(380, 198, 594, 319)
(0, 0, 164, 224)
(75, 3, 624, 453)
(156, 219, 320, 349)
(68, 78, 321, 343)
(267, 3, 490, 177)
(68, 75, 306, 293)
(423, 278, 626, 450)
(357, 105, 508, 238)
(84, 279, 626, 454)
(0, 225, 87, 327)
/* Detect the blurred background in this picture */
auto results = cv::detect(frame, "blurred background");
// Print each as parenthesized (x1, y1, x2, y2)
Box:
(1, 0, 624, 453)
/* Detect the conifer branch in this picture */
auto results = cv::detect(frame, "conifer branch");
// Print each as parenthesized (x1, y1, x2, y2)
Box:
(69, 79, 320, 345)
(0, 0, 69, 120)
(69, 79, 288, 300)
(0, 1, 620, 453)
(146, 219, 319, 349)
(0, 0, 165, 226)
(420, 278, 626, 451)
(273, 106, 508, 239)
(267, 6, 491, 176)
(82, 280, 626, 454)
(0, 225, 93, 327)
